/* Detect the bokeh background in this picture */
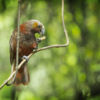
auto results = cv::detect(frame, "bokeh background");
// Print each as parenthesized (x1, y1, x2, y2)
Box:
(0, 0, 100, 100)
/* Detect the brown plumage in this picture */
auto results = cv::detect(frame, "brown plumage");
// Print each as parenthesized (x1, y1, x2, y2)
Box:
(10, 20, 45, 85)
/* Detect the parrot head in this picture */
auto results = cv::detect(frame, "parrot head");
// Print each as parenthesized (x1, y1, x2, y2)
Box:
(20, 20, 45, 36)
(31, 20, 45, 36)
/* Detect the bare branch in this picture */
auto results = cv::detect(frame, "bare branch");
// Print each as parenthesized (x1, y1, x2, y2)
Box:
(0, 0, 69, 89)
(31, 0, 69, 52)
(15, 0, 21, 82)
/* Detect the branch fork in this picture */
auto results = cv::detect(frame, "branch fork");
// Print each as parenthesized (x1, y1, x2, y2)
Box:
(0, 0, 69, 89)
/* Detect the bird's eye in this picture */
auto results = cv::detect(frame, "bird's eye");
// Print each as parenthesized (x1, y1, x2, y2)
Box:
(38, 25, 41, 28)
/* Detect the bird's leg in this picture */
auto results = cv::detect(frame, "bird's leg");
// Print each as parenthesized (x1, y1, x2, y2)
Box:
(22, 56, 29, 62)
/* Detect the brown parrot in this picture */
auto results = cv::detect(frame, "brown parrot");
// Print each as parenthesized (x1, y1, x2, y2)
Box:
(10, 20, 45, 85)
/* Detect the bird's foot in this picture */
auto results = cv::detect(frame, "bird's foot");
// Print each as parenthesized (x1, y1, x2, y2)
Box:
(36, 36, 46, 43)
(36, 38, 41, 43)
(22, 56, 29, 62)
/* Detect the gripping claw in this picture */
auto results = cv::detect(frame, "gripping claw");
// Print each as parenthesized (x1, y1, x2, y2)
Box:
(36, 38, 41, 43)
(22, 56, 29, 62)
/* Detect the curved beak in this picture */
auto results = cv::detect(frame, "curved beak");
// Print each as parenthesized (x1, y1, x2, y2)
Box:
(40, 26, 45, 36)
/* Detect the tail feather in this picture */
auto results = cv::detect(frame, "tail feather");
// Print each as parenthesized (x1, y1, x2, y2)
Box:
(12, 63, 30, 85)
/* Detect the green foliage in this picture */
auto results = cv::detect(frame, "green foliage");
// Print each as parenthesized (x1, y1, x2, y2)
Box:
(0, 0, 100, 100)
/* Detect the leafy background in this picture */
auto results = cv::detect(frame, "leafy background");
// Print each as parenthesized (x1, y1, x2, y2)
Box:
(0, 0, 100, 100)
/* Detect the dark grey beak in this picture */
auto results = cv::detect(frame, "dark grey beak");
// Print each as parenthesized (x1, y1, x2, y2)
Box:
(40, 27, 45, 36)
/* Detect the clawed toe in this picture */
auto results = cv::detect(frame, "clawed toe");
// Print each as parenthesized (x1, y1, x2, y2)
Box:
(22, 56, 29, 62)
(36, 38, 41, 43)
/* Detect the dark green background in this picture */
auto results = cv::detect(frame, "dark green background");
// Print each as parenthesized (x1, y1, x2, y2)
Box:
(0, 0, 100, 100)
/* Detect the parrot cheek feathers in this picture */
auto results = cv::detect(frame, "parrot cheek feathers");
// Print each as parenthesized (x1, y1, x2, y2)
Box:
(32, 28, 39, 33)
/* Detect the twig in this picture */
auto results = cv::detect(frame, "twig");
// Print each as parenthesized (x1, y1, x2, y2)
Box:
(16, 0, 21, 69)
(6, 0, 21, 86)
(0, 0, 69, 89)
(14, 0, 21, 84)
(32, 0, 69, 52)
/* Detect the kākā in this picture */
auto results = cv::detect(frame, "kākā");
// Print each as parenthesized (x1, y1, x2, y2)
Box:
(10, 19, 45, 85)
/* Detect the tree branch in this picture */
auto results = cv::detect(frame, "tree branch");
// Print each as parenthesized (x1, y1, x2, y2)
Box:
(14, 0, 21, 84)
(0, 0, 69, 89)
